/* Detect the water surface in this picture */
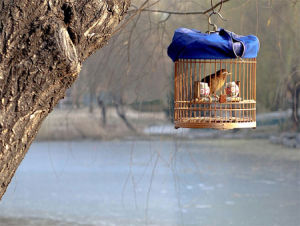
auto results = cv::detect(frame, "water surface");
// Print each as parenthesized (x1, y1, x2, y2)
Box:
(0, 140, 299, 226)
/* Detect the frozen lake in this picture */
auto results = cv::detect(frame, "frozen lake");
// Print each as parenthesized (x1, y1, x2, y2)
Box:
(0, 140, 300, 226)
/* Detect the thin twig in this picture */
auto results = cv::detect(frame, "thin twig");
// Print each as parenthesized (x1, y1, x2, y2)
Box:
(128, 0, 231, 15)
(110, 0, 153, 37)
(112, 0, 231, 36)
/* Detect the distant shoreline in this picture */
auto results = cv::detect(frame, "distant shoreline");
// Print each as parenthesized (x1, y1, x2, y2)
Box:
(37, 108, 281, 142)
(37, 107, 167, 141)
(0, 216, 89, 226)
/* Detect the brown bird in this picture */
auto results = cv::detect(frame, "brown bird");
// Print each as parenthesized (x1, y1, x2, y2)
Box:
(201, 69, 231, 97)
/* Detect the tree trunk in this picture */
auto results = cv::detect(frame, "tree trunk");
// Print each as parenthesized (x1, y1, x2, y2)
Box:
(115, 103, 136, 132)
(0, 0, 130, 199)
(292, 88, 300, 127)
(97, 98, 107, 127)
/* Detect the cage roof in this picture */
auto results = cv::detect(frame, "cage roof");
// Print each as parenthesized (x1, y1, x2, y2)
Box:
(167, 28, 260, 62)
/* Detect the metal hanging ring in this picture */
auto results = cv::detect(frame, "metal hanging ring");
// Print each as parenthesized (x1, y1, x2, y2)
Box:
(211, 0, 223, 14)
(218, 0, 223, 13)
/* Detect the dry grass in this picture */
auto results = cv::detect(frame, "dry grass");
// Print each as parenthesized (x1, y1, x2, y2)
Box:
(37, 107, 167, 141)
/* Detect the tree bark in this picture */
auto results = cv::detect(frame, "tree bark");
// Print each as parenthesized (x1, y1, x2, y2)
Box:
(0, 0, 130, 199)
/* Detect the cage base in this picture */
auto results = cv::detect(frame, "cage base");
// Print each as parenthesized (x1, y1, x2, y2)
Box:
(175, 117, 256, 130)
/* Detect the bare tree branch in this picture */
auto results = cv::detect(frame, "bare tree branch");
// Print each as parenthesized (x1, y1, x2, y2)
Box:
(128, 0, 231, 15)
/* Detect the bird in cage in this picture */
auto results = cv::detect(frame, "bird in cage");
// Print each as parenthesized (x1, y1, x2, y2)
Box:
(201, 69, 231, 99)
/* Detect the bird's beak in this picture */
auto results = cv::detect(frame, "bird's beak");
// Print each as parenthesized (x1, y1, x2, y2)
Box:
(226, 72, 232, 76)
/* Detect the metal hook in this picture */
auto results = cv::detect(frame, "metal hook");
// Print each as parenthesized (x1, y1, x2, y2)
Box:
(208, 13, 218, 33)
(206, 1, 226, 34)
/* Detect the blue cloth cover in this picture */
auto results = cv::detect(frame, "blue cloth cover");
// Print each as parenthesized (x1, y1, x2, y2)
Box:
(167, 28, 260, 62)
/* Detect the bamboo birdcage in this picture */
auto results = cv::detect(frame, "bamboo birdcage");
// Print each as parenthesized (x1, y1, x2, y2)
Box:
(174, 58, 257, 130)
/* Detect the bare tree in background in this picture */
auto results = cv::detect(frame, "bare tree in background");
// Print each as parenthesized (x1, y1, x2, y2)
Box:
(84, 0, 232, 127)
(287, 63, 300, 128)
(269, 1, 300, 130)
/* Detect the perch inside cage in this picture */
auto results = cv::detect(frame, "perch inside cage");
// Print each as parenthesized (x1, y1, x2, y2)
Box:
(168, 28, 260, 130)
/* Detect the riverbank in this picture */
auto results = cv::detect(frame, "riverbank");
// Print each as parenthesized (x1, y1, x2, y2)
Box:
(0, 217, 90, 226)
(37, 107, 166, 141)
(37, 107, 281, 141)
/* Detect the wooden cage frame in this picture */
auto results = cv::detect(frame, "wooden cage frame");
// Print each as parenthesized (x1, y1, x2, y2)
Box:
(174, 58, 257, 130)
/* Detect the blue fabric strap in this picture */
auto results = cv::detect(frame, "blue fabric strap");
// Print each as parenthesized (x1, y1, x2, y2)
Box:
(167, 28, 260, 62)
